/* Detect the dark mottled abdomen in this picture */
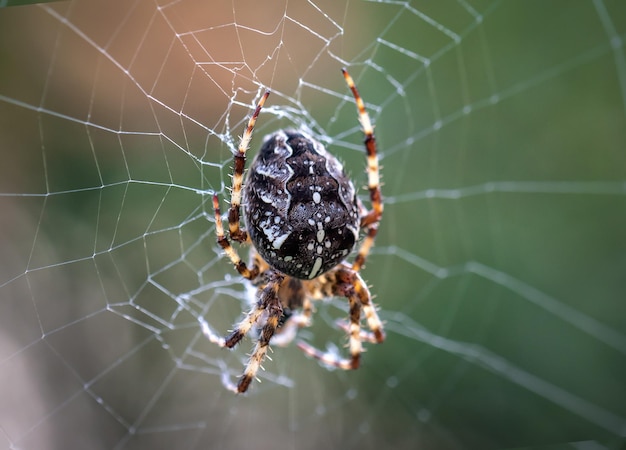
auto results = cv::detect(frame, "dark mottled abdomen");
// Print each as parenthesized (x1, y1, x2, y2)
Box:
(243, 130, 360, 279)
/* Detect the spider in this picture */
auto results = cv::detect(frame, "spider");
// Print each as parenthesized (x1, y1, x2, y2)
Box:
(211, 69, 384, 393)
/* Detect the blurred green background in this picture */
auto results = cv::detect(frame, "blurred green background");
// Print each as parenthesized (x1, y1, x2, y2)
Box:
(1, 1, 625, 449)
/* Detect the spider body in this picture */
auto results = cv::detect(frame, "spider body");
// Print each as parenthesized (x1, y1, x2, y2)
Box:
(244, 130, 360, 280)
(210, 69, 384, 393)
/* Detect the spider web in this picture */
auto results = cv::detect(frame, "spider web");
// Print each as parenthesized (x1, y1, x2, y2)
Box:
(1, 0, 625, 448)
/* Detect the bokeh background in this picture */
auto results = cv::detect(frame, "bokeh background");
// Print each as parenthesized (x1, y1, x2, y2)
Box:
(1, 1, 625, 449)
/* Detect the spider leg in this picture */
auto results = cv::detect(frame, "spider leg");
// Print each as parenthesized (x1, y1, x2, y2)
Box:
(352, 274, 385, 344)
(334, 319, 382, 344)
(297, 293, 361, 370)
(270, 297, 313, 347)
(352, 226, 378, 274)
(228, 90, 270, 243)
(297, 267, 384, 370)
(342, 69, 383, 272)
(235, 272, 285, 393)
(213, 194, 259, 279)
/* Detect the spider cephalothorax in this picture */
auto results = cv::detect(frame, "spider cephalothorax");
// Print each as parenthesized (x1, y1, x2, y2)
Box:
(210, 69, 384, 393)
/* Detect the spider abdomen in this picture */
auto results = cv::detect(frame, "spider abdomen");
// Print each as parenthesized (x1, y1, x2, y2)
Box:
(243, 130, 360, 280)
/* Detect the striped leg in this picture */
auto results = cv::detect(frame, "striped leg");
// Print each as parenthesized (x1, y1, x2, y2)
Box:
(223, 283, 274, 350)
(270, 297, 314, 347)
(213, 194, 259, 279)
(342, 69, 383, 272)
(228, 90, 270, 242)
(297, 267, 384, 370)
(234, 272, 284, 393)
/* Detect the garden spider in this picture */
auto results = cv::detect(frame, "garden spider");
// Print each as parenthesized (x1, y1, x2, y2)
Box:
(211, 69, 384, 393)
